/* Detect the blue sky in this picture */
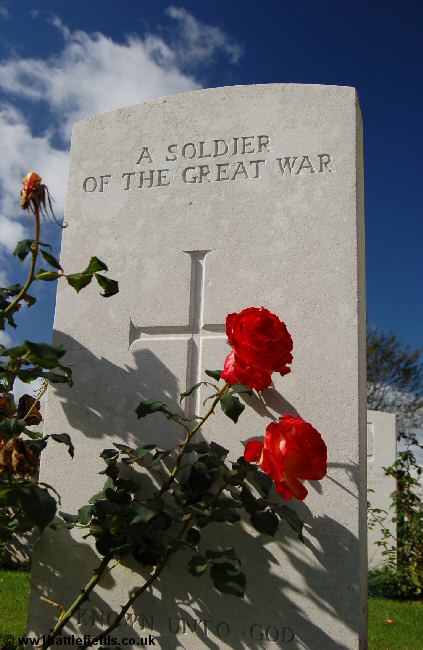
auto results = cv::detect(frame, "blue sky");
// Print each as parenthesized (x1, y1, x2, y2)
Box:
(0, 0, 422, 349)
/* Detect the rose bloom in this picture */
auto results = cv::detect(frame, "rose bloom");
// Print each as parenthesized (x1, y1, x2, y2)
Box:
(244, 414, 327, 501)
(221, 307, 293, 390)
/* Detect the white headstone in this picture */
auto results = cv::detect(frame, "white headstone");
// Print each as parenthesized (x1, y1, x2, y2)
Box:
(28, 84, 367, 649)
(367, 410, 397, 568)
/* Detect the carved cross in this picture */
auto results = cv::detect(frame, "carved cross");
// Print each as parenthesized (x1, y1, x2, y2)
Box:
(129, 250, 227, 414)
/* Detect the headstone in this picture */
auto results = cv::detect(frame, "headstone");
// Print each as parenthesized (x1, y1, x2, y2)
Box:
(366, 410, 397, 567)
(28, 84, 367, 649)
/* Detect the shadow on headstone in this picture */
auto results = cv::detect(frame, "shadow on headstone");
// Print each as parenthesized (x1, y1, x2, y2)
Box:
(29, 332, 358, 649)
(50, 331, 185, 448)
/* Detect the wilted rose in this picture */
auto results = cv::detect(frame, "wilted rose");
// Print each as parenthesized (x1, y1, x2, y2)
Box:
(18, 394, 43, 426)
(0, 438, 39, 477)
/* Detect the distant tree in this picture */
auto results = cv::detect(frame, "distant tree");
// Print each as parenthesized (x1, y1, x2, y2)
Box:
(367, 320, 423, 598)
(367, 320, 423, 431)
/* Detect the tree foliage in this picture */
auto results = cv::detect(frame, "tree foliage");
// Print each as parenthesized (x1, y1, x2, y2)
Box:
(367, 320, 423, 430)
(367, 319, 423, 598)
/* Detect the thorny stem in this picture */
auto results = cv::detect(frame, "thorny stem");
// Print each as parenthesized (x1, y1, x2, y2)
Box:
(158, 383, 230, 497)
(81, 521, 192, 647)
(42, 384, 230, 646)
(41, 555, 112, 649)
(4, 204, 41, 316)
(79, 385, 230, 645)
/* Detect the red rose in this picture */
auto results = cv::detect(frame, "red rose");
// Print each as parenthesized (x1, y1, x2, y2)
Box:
(221, 307, 293, 390)
(244, 413, 327, 501)
(221, 351, 272, 391)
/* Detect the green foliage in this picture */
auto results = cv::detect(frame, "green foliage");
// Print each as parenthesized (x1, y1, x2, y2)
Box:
(66, 256, 118, 296)
(370, 442, 423, 599)
(60, 385, 304, 600)
(1, 208, 119, 559)
(220, 393, 245, 423)
(367, 320, 423, 428)
(367, 322, 423, 599)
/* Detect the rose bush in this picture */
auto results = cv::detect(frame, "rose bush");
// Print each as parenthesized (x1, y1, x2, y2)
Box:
(244, 414, 327, 500)
(221, 306, 293, 390)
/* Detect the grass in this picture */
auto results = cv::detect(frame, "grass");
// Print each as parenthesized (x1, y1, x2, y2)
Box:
(0, 568, 30, 643)
(368, 598, 423, 650)
(0, 569, 422, 648)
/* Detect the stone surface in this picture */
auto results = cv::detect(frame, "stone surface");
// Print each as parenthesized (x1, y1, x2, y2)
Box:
(366, 410, 397, 568)
(28, 84, 367, 649)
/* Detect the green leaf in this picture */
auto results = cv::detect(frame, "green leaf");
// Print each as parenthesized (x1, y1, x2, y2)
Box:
(34, 269, 60, 281)
(1, 343, 27, 358)
(185, 441, 210, 454)
(134, 444, 156, 458)
(105, 487, 131, 505)
(59, 511, 78, 525)
(95, 274, 119, 298)
(84, 257, 108, 274)
(249, 470, 273, 496)
(251, 510, 279, 536)
(26, 438, 47, 453)
(150, 450, 171, 467)
(41, 250, 63, 271)
(220, 394, 245, 424)
(209, 441, 229, 458)
(211, 508, 240, 523)
(25, 341, 66, 361)
(205, 369, 222, 381)
(130, 501, 159, 524)
(135, 399, 167, 419)
(66, 273, 93, 293)
(100, 448, 119, 461)
(14, 239, 33, 261)
(240, 486, 258, 515)
(275, 504, 304, 541)
(23, 429, 43, 441)
(206, 547, 238, 561)
(93, 500, 122, 518)
(77, 505, 93, 525)
(19, 485, 56, 532)
(50, 433, 74, 458)
(0, 418, 27, 441)
(113, 443, 133, 452)
(188, 555, 209, 576)
(230, 383, 253, 395)
(210, 562, 246, 597)
(38, 371, 70, 383)
(179, 382, 204, 403)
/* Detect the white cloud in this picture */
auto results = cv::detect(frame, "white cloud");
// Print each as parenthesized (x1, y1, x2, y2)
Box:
(0, 10, 241, 251)
(0, 8, 242, 140)
(166, 6, 243, 65)
(0, 212, 26, 250)
(0, 6, 10, 21)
